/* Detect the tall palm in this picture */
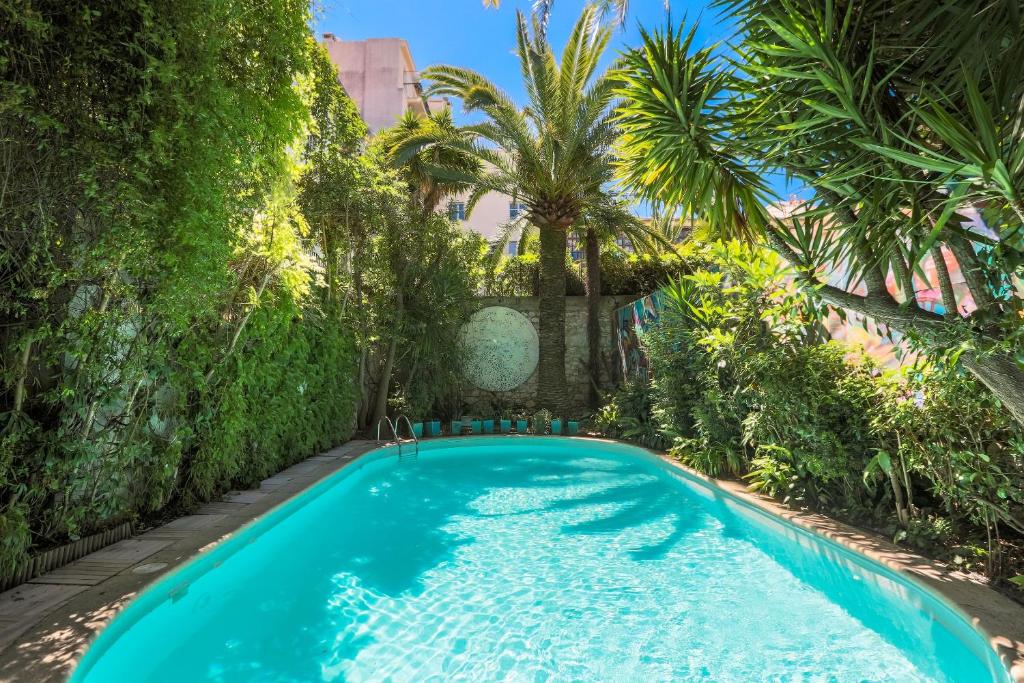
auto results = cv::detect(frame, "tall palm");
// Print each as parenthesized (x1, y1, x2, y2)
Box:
(411, 6, 618, 411)
(482, 0, 633, 36)
(577, 197, 671, 407)
(491, 194, 671, 408)
(419, 7, 619, 411)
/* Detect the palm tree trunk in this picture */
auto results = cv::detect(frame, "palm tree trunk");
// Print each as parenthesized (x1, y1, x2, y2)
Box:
(537, 223, 569, 412)
(584, 227, 602, 409)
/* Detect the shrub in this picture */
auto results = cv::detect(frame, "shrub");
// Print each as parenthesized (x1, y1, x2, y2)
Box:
(593, 240, 1024, 582)
(0, 1, 360, 578)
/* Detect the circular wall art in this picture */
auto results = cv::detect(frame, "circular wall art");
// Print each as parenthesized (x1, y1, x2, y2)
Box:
(459, 306, 539, 391)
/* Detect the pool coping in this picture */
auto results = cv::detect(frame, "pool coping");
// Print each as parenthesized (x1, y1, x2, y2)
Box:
(0, 439, 380, 683)
(0, 435, 1021, 682)
(635, 441, 1024, 682)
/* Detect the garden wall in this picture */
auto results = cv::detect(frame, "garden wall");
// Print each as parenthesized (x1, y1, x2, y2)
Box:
(462, 295, 637, 415)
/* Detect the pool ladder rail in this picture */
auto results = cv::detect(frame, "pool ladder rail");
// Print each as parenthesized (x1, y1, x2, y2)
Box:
(375, 415, 419, 459)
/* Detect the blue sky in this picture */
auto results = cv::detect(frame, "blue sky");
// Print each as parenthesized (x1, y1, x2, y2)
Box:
(314, 0, 799, 201)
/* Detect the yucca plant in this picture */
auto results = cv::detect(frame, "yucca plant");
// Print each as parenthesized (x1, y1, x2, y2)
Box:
(370, 110, 481, 426)
(413, 7, 620, 411)
(614, 1, 1024, 426)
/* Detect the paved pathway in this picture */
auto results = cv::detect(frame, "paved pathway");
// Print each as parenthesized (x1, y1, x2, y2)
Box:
(0, 439, 378, 682)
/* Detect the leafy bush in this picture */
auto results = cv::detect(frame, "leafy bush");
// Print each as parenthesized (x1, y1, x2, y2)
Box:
(0, 2, 360, 578)
(599, 249, 706, 295)
(592, 381, 670, 450)
(594, 241, 1024, 581)
(487, 253, 586, 296)
(484, 244, 703, 297)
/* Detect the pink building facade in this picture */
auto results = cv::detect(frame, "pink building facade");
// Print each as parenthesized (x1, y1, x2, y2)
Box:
(320, 33, 521, 245)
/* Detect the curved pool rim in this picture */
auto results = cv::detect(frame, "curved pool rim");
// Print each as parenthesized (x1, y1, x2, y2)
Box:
(70, 435, 1019, 682)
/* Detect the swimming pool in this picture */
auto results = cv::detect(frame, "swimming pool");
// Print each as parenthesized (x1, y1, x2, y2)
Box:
(73, 437, 1010, 682)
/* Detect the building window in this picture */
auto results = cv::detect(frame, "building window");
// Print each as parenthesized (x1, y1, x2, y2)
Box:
(506, 240, 518, 256)
(448, 201, 466, 221)
(615, 234, 633, 252)
(568, 232, 582, 260)
(509, 202, 527, 219)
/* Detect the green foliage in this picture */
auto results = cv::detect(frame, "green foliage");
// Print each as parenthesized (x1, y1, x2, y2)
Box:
(358, 118, 487, 424)
(380, 217, 487, 420)
(594, 242, 1024, 580)
(592, 380, 669, 450)
(484, 247, 697, 297)
(421, 6, 621, 411)
(614, 2, 1024, 426)
(487, 254, 542, 296)
(598, 250, 699, 296)
(0, 1, 360, 579)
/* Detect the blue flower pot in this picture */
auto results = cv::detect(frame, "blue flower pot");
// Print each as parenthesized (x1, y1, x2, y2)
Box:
(551, 419, 562, 435)
(500, 419, 511, 434)
(412, 422, 424, 438)
(470, 420, 481, 434)
(516, 419, 528, 433)
(482, 419, 494, 434)
(428, 420, 441, 437)
(450, 420, 462, 435)
(567, 421, 579, 435)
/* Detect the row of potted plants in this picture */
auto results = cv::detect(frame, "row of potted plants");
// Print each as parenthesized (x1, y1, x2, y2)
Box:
(404, 414, 581, 438)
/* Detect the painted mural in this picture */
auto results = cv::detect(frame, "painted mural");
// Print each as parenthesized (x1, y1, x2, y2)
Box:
(614, 206, 1022, 374)
(614, 290, 665, 381)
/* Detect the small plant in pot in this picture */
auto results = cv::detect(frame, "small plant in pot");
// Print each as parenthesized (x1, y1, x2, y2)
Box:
(514, 412, 529, 434)
(532, 409, 552, 435)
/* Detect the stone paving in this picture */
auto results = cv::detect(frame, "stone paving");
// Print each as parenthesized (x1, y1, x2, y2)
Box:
(0, 437, 1020, 682)
(0, 439, 377, 683)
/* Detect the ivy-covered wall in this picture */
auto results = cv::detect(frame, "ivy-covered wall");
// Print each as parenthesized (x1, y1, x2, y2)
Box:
(0, 1, 360, 581)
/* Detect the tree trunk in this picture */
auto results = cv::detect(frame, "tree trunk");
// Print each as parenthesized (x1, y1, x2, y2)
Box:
(584, 227, 602, 409)
(537, 223, 569, 413)
(372, 287, 404, 429)
(764, 228, 1024, 427)
(961, 353, 1024, 427)
(930, 245, 958, 316)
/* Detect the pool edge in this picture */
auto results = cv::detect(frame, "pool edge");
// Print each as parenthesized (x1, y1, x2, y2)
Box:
(2, 435, 1021, 682)
(619, 438, 1024, 683)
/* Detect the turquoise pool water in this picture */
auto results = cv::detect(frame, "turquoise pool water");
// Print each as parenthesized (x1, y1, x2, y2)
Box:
(73, 438, 1009, 682)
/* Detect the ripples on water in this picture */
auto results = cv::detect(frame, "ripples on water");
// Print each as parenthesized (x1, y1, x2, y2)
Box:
(75, 443, 1006, 682)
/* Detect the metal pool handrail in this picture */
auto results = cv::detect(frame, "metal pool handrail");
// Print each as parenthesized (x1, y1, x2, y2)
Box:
(375, 415, 418, 459)
(395, 414, 419, 459)
(376, 416, 402, 457)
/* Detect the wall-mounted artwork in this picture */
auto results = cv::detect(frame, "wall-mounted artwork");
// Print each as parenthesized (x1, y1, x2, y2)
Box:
(459, 306, 539, 391)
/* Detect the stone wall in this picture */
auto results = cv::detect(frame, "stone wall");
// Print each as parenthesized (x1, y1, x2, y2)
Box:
(461, 295, 637, 415)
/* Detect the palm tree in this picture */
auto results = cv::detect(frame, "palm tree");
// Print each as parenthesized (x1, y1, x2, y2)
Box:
(482, 0, 633, 36)
(577, 197, 670, 407)
(614, 4, 1024, 425)
(376, 109, 481, 217)
(414, 6, 620, 412)
(492, 194, 671, 408)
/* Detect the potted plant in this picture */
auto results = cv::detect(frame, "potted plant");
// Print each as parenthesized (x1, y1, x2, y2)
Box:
(532, 409, 552, 435)
(515, 414, 528, 434)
